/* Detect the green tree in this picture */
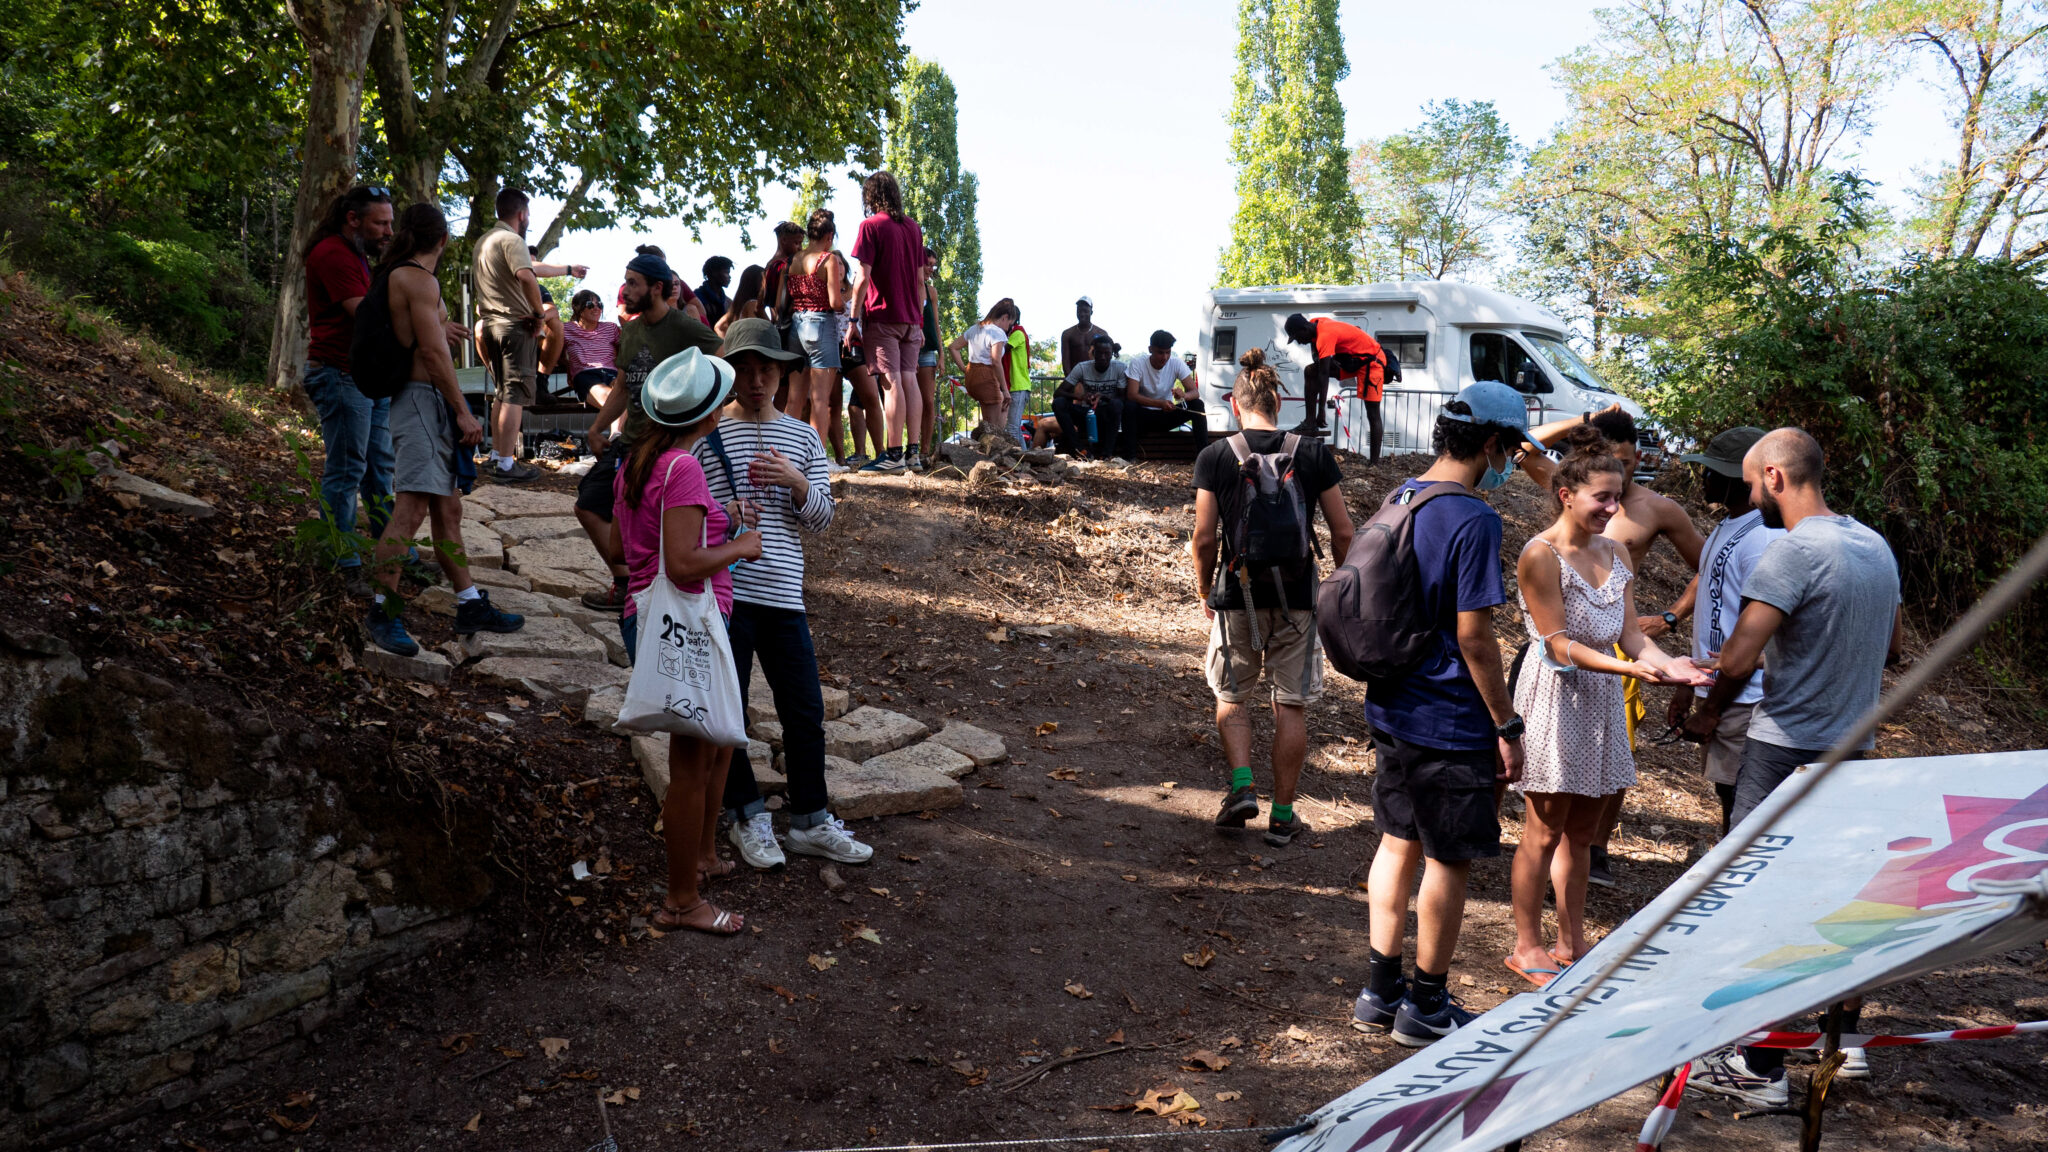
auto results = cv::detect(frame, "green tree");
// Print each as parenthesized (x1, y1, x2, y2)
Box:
(1353, 99, 1519, 281)
(884, 56, 981, 346)
(789, 169, 834, 224)
(1218, 0, 1362, 286)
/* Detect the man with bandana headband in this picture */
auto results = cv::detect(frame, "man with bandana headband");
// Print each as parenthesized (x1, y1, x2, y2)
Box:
(571, 251, 721, 614)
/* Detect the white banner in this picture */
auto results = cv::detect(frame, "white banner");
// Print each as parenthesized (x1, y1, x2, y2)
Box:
(1278, 750, 2048, 1152)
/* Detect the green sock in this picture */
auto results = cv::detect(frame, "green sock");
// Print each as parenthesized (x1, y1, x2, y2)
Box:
(1271, 803, 1294, 823)
(1231, 766, 1254, 791)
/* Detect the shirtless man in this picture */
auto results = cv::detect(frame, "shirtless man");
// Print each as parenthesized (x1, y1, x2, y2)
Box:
(1520, 405, 1703, 886)
(363, 203, 524, 656)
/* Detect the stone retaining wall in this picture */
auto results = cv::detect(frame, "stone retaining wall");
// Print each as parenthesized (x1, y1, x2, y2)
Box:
(0, 627, 485, 1149)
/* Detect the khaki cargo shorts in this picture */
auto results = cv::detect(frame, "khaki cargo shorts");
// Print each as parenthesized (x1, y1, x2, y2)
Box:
(480, 318, 539, 407)
(1701, 700, 1756, 786)
(1205, 608, 1323, 706)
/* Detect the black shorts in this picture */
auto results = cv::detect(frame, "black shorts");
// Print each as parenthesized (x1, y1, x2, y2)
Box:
(1368, 727, 1500, 862)
(570, 367, 618, 405)
(576, 442, 623, 520)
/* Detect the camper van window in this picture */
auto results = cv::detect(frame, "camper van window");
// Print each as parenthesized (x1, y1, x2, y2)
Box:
(1524, 333, 1611, 393)
(1212, 327, 1236, 364)
(1378, 333, 1426, 370)
(1471, 332, 1549, 394)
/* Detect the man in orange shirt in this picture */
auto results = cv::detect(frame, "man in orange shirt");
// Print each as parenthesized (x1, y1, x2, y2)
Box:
(1285, 313, 1387, 457)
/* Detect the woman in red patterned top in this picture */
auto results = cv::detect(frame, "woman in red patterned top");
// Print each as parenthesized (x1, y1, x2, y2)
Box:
(778, 208, 848, 450)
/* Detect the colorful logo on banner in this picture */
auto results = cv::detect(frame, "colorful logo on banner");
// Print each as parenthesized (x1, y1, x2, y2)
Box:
(1704, 782, 2048, 1009)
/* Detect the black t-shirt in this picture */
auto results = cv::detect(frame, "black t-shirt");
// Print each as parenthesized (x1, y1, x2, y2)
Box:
(1194, 429, 1343, 611)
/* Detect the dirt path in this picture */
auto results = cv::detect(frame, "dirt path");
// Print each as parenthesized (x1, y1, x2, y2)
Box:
(108, 456, 2048, 1152)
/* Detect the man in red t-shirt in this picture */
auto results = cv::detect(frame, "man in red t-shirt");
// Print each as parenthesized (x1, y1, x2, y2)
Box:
(1285, 313, 1387, 457)
(302, 185, 397, 585)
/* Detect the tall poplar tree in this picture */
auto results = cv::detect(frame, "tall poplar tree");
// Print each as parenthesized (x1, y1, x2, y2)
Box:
(883, 56, 981, 344)
(1218, 0, 1361, 287)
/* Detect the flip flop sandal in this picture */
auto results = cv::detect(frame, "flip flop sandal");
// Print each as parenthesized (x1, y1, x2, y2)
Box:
(1549, 950, 1579, 970)
(653, 900, 744, 936)
(1505, 956, 1561, 987)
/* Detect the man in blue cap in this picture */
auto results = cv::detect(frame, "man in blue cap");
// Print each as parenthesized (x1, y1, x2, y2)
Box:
(1349, 380, 1538, 1049)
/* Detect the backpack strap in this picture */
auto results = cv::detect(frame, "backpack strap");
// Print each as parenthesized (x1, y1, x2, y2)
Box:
(1225, 432, 1252, 463)
(702, 426, 740, 498)
(1390, 479, 1473, 508)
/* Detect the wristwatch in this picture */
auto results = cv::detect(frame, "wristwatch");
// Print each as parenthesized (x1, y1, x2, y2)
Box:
(1495, 715, 1525, 741)
(1661, 611, 1680, 629)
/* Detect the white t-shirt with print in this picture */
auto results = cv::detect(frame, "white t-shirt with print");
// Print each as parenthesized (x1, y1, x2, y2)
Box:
(1126, 354, 1192, 402)
(1692, 508, 1785, 706)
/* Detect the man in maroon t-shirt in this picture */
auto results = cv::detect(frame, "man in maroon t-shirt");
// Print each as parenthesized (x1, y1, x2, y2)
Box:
(303, 185, 397, 585)
(848, 173, 927, 472)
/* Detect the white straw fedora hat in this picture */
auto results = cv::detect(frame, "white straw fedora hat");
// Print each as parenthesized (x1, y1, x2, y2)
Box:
(640, 347, 735, 428)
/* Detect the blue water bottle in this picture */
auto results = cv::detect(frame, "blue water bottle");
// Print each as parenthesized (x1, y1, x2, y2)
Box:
(1085, 407, 1098, 444)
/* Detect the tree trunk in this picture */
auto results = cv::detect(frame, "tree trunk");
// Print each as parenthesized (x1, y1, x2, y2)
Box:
(267, 0, 386, 395)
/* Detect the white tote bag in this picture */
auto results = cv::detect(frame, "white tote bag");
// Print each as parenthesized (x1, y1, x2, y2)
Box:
(613, 457, 750, 747)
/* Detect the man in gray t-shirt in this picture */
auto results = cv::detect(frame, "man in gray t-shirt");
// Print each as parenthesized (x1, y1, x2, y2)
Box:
(1686, 428, 1902, 830)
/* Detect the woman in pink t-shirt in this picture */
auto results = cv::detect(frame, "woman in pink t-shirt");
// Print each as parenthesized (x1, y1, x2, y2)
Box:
(614, 348, 761, 935)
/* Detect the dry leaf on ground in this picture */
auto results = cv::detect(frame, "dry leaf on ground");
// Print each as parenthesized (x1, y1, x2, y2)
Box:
(1285, 1025, 1311, 1042)
(463, 1113, 480, 1132)
(539, 1037, 570, 1060)
(1107, 1029, 1125, 1044)
(1215, 1090, 1243, 1102)
(855, 928, 883, 944)
(269, 1111, 316, 1134)
(1064, 982, 1094, 999)
(1183, 1050, 1231, 1071)
(439, 1032, 477, 1055)
(1182, 944, 1216, 969)
(808, 954, 839, 972)
(1133, 1088, 1202, 1117)
(1035, 720, 1058, 735)
(1048, 767, 1079, 780)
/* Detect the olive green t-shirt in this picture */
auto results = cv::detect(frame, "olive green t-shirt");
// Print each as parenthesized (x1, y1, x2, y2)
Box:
(616, 307, 722, 447)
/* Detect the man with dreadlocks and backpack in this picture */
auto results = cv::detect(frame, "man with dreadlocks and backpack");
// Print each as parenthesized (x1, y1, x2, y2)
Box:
(1192, 349, 1354, 847)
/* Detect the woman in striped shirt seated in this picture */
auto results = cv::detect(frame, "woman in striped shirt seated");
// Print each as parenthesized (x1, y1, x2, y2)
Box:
(695, 317, 875, 870)
(560, 289, 622, 417)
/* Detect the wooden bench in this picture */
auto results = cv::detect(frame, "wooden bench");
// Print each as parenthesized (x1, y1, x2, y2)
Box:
(1134, 428, 1225, 463)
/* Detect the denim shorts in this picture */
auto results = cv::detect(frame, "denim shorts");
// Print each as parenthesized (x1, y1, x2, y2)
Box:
(917, 348, 939, 369)
(792, 311, 842, 370)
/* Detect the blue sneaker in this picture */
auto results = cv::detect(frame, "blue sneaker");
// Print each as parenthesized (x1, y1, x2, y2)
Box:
(452, 590, 525, 635)
(1352, 979, 1407, 1030)
(364, 606, 419, 656)
(1391, 992, 1477, 1048)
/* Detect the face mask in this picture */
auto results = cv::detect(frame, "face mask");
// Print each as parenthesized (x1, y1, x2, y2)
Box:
(1477, 447, 1515, 491)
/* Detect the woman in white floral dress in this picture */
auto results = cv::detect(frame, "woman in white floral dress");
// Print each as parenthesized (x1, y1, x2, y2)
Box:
(1505, 430, 1709, 985)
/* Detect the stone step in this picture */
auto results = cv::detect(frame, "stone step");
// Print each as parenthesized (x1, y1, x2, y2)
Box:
(826, 755, 963, 820)
(359, 646, 451, 686)
(470, 567, 533, 591)
(929, 721, 1006, 767)
(104, 468, 214, 517)
(860, 740, 976, 780)
(489, 515, 588, 546)
(505, 537, 606, 575)
(524, 566, 612, 600)
(633, 734, 781, 801)
(460, 615, 607, 663)
(462, 487, 578, 520)
(822, 706, 931, 762)
(455, 521, 503, 569)
(467, 657, 629, 705)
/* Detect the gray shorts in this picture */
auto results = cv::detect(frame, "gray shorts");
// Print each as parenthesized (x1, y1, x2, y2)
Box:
(390, 381, 456, 496)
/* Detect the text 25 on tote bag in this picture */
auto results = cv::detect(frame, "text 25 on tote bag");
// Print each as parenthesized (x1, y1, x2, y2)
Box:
(614, 457, 749, 746)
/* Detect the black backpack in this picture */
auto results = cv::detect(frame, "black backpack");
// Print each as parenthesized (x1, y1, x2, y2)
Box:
(347, 261, 420, 401)
(1317, 481, 1474, 682)
(1210, 433, 1320, 612)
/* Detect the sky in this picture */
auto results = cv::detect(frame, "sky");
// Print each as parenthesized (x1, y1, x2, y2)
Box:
(533, 0, 1954, 352)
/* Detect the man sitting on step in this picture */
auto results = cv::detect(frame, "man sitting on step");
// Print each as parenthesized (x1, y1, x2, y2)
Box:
(695, 318, 873, 868)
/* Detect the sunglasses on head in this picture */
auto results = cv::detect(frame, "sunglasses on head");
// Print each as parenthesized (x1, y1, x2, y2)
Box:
(351, 185, 391, 201)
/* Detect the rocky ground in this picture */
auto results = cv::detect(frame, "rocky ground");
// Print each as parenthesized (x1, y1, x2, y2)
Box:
(3, 272, 2043, 1152)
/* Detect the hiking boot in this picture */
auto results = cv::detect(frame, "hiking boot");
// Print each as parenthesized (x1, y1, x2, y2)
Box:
(1836, 1046, 1869, 1080)
(728, 811, 786, 870)
(1352, 979, 1407, 1030)
(1264, 812, 1311, 847)
(1214, 786, 1259, 828)
(1391, 992, 1477, 1048)
(581, 582, 627, 612)
(785, 815, 874, 864)
(1687, 1046, 1788, 1108)
(1588, 845, 1617, 888)
(363, 606, 419, 657)
(492, 459, 542, 482)
(452, 590, 525, 635)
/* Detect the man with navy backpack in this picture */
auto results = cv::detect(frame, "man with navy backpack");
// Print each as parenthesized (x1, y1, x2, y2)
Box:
(1341, 380, 1535, 1049)
(1192, 349, 1353, 848)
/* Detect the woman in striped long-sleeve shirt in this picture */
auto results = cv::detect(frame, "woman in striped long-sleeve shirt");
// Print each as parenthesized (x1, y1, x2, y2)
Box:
(694, 317, 875, 870)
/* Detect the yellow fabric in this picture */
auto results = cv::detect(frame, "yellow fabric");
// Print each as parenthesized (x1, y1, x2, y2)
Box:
(1617, 643, 1645, 750)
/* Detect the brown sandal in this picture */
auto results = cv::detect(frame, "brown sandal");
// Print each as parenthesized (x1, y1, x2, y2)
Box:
(653, 899, 744, 936)
(699, 857, 739, 884)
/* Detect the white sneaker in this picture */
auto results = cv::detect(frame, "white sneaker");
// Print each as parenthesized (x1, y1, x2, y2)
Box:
(1110, 456, 1134, 467)
(1687, 1045, 1788, 1109)
(1836, 1046, 1869, 1080)
(727, 811, 786, 870)
(785, 815, 874, 864)
(825, 461, 847, 475)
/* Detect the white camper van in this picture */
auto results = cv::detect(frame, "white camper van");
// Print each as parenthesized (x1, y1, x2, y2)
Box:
(1196, 283, 1651, 462)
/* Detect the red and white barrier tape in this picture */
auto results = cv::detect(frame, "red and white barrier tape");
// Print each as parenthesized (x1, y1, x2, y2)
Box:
(1740, 1019, 2048, 1049)
(1633, 1063, 1689, 1151)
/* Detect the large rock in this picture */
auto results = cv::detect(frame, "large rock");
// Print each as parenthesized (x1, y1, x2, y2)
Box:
(469, 567, 533, 591)
(467, 657, 629, 705)
(589, 620, 629, 667)
(505, 536, 605, 575)
(463, 486, 577, 520)
(359, 646, 451, 686)
(827, 757, 963, 820)
(745, 665, 774, 725)
(524, 566, 612, 600)
(461, 615, 607, 663)
(821, 684, 851, 720)
(822, 706, 930, 762)
(416, 584, 557, 620)
(455, 522, 503, 569)
(935, 441, 989, 471)
(490, 515, 587, 545)
(635, 735, 780, 801)
(104, 469, 214, 517)
(583, 687, 624, 731)
(929, 721, 1006, 767)
(861, 741, 976, 780)
(751, 720, 783, 750)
